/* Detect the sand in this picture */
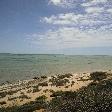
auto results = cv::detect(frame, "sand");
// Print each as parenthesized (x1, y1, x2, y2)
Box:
(0, 72, 93, 110)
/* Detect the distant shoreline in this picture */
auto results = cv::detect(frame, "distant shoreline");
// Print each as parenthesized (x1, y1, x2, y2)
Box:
(0, 53, 112, 56)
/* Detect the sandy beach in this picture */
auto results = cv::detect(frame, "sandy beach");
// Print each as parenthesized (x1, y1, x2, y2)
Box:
(0, 72, 91, 107)
(0, 70, 112, 112)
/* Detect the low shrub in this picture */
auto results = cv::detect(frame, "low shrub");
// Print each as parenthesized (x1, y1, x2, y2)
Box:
(32, 85, 40, 93)
(57, 73, 73, 79)
(47, 78, 112, 112)
(33, 77, 39, 80)
(41, 75, 47, 79)
(19, 94, 30, 99)
(90, 71, 107, 82)
(49, 77, 69, 86)
(0, 89, 20, 98)
(0, 101, 6, 105)
(0, 96, 47, 112)
(35, 95, 47, 103)
(38, 82, 48, 87)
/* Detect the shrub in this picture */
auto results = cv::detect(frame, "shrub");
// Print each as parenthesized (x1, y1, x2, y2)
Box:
(0, 96, 47, 112)
(47, 78, 112, 112)
(49, 89, 55, 93)
(0, 89, 20, 98)
(33, 77, 39, 80)
(49, 77, 69, 86)
(50, 91, 64, 97)
(57, 73, 73, 79)
(41, 75, 47, 79)
(0, 92, 7, 98)
(0, 101, 6, 105)
(8, 97, 17, 101)
(32, 85, 40, 93)
(35, 95, 47, 103)
(27, 89, 32, 93)
(90, 71, 107, 82)
(38, 82, 48, 87)
(43, 89, 48, 93)
(50, 91, 76, 99)
(19, 94, 30, 99)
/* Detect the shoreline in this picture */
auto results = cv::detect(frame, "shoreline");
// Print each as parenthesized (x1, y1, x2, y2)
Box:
(1, 69, 111, 86)
(0, 70, 112, 111)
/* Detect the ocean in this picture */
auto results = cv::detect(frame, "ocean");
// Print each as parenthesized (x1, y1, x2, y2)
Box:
(0, 53, 112, 84)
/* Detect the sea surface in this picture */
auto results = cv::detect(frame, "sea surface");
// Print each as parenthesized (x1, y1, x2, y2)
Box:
(0, 54, 112, 84)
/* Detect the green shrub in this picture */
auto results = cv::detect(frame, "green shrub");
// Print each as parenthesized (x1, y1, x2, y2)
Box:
(38, 82, 48, 86)
(47, 78, 112, 112)
(90, 71, 107, 82)
(41, 75, 47, 79)
(0, 89, 20, 98)
(0, 95, 47, 112)
(32, 85, 40, 93)
(49, 77, 69, 86)
(35, 95, 47, 103)
(50, 91, 76, 99)
(57, 73, 73, 79)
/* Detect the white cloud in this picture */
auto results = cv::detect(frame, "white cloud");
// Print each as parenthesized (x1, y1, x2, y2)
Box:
(27, 27, 112, 49)
(107, 8, 112, 13)
(82, 0, 108, 7)
(49, 0, 76, 8)
(45, 0, 112, 28)
(43, 13, 83, 25)
(50, 0, 108, 7)
(50, 0, 62, 5)
(42, 12, 107, 28)
(43, 0, 112, 30)
(85, 7, 104, 14)
(33, 0, 112, 51)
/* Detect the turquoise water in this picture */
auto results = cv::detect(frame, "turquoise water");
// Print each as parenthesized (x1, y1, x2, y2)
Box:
(0, 54, 112, 84)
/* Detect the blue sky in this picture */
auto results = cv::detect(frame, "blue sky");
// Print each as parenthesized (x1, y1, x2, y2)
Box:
(0, 0, 112, 54)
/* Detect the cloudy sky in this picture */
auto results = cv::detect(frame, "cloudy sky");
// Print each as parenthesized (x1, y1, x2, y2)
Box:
(0, 0, 112, 54)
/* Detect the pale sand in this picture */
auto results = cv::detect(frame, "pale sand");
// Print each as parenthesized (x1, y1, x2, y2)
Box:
(0, 72, 93, 110)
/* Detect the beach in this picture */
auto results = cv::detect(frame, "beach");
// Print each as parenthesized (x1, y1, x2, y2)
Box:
(0, 55, 112, 111)
(0, 72, 91, 107)
(0, 70, 112, 112)
(0, 0, 112, 111)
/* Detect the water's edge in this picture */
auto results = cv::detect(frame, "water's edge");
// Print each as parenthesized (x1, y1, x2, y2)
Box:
(0, 54, 112, 84)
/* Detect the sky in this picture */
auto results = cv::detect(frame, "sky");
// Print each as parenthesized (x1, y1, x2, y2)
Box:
(0, 0, 112, 55)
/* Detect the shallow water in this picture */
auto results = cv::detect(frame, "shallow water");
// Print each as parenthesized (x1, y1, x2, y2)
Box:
(0, 54, 112, 84)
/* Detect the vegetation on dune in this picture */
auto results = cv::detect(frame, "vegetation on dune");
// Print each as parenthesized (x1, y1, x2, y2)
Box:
(0, 101, 6, 105)
(0, 72, 112, 112)
(90, 71, 107, 82)
(49, 75, 70, 86)
(50, 90, 77, 98)
(41, 75, 47, 79)
(35, 95, 47, 102)
(47, 72, 112, 112)
(8, 94, 30, 101)
(33, 77, 39, 80)
(57, 73, 73, 79)
(0, 89, 21, 98)
(32, 85, 41, 93)
(0, 95, 47, 112)
(38, 82, 48, 87)
(18, 94, 30, 99)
